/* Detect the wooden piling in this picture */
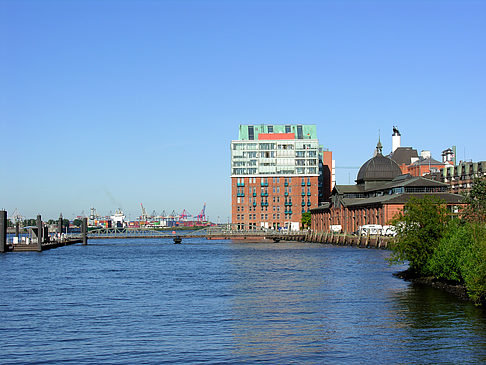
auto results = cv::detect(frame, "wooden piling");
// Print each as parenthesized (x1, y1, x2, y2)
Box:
(36, 215, 42, 252)
(0, 210, 6, 253)
(82, 218, 88, 245)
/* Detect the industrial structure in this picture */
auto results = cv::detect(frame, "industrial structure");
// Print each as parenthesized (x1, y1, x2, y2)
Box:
(230, 124, 334, 231)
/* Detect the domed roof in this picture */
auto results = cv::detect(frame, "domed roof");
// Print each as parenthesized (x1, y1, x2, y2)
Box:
(356, 140, 402, 184)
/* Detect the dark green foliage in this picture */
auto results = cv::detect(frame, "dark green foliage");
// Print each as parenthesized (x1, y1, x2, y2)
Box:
(459, 224, 486, 305)
(461, 177, 486, 223)
(72, 219, 83, 227)
(389, 193, 486, 305)
(301, 212, 311, 229)
(389, 196, 449, 275)
(426, 220, 472, 282)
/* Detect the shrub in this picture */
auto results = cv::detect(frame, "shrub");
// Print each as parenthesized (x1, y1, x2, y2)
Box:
(389, 196, 449, 275)
(427, 220, 472, 282)
(460, 224, 486, 305)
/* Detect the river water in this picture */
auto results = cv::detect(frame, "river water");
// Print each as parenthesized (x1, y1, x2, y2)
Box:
(1, 239, 485, 364)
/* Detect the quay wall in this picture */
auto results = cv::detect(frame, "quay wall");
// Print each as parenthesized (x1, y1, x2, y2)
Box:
(282, 231, 392, 249)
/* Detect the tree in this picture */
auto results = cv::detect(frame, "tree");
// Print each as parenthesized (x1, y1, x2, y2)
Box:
(462, 177, 486, 223)
(301, 212, 311, 229)
(389, 196, 449, 275)
(72, 219, 83, 227)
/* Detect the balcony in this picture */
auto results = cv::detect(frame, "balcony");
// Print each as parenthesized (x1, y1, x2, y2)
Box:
(307, 181, 311, 186)
(301, 182, 305, 186)
(253, 192, 256, 197)
(284, 182, 289, 187)
(253, 202, 257, 207)
(285, 202, 292, 206)
(261, 192, 268, 197)
(301, 201, 305, 206)
(301, 192, 305, 196)
(284, 192, 289, 196)
(307, 192, 311, 196)
(261, 182, 268, 187)
(237, 193, 245, 197)
(285, 210, 292, 215)
(237, 183, 245, 187)
(260, 202, 269, 207)
(307, 201, 311, 206)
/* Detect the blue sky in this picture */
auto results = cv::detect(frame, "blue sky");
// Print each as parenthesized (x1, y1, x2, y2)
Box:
(1, 0, 484, 221)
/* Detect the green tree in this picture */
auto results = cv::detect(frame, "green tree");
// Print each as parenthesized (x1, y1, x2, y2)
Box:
(389, 196, 449, 275)
(462, 177, 486, 223)
(72, 219, 83, 227)
(301, 212, 311, 229)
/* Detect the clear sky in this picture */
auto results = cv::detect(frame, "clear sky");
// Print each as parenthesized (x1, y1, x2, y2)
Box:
(1, 0, 484, 221)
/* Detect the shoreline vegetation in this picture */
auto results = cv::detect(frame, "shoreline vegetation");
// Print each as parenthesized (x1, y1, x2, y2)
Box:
(388, 178, 486, 306)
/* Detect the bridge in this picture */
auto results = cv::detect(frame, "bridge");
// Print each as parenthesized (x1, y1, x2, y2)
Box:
(67, 226, 308, 243)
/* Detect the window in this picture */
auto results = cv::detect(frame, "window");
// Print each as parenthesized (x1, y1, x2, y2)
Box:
(297, 125, 303, 139)
(268, 125, 273, 133)
(248, 126, 254, 140)
(285, 125, 291, 133)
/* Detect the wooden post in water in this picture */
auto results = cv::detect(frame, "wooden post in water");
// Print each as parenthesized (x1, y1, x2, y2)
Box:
(36, 215, 42, 252)
(58, 214, 63, 240)
(82, 218, 88, 245)
(15, 221, 20, 243)
(0, 210, 6, 253)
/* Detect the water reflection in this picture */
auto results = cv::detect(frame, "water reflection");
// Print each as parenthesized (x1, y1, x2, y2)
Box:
(228, 242, 486, 363)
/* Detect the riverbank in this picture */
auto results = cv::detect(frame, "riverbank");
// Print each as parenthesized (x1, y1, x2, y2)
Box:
(394, 269, 471, 302)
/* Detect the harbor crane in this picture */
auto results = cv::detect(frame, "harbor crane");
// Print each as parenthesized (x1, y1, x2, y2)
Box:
(196, 203, 206, 223)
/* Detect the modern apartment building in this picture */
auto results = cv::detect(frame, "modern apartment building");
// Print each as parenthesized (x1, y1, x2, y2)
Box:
(231, 124, 333, 231)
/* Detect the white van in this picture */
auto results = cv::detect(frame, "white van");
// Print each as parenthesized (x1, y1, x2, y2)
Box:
(330, 225, 342, 233)
(382, 225, 397, 237)
(358, 224, 382, 236)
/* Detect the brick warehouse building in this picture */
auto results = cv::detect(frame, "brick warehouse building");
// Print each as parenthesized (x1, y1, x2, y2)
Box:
(231, 124, 333, 231)
(310, 140, 463, 233)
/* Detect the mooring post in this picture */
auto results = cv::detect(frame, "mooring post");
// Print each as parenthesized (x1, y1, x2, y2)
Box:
(0, 210, 7, 253)
(82, 218, 88, 245)
(36, 214, 42, 252)
(58, 214, 63, 241)
(15, 221, 20, 243)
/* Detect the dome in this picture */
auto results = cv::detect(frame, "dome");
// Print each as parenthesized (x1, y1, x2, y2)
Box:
(356, 140, 402, 184)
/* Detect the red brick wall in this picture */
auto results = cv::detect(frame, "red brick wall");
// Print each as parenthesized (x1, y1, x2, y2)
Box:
(232, 176, 319, 229)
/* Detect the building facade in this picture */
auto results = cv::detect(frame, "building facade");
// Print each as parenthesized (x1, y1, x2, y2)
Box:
(429, 160, 486, 194)
(311, 140, 463, 233)
(231, 124, 333, 230)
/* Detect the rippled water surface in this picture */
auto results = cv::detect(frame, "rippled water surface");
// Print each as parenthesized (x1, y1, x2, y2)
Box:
(1, 239, 485, 364)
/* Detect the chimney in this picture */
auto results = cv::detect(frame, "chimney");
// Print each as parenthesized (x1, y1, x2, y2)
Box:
(392, 126, 401, 153)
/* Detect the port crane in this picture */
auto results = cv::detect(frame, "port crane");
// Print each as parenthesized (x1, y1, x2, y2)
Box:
(140, 203, 148, 221)
(196, 203, 206, 223)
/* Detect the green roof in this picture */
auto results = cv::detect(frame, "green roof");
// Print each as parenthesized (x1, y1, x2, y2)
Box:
(238, 124, 317, 140)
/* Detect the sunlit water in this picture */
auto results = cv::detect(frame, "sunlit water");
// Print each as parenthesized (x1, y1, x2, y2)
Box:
(1, 239, 485, 364)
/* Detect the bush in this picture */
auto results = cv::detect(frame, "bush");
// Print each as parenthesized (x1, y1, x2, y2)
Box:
(460, 224, 486, 305)
(426, 220, 472, 282)
(389, 196, 449, 275)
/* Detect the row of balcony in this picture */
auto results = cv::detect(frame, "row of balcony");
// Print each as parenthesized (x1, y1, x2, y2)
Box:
(238, 181, 312, 187)
(242, 192, 312, 196)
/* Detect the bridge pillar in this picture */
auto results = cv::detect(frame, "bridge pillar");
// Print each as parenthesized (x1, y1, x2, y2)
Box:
(0, 210, 6, 253)
(82, 218, 88, 245)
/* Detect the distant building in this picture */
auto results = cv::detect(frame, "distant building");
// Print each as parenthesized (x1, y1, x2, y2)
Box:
(388, 127, 448, 176)
(311, 140, 463, 233)
(231, 124, 333, 231)
(429, 160, 486, 194)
